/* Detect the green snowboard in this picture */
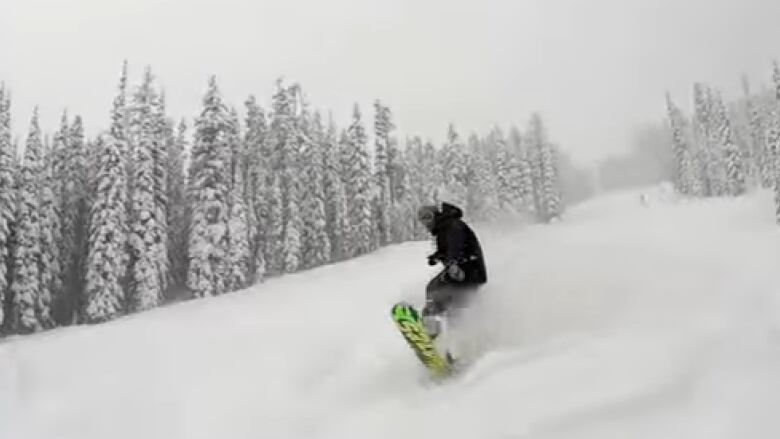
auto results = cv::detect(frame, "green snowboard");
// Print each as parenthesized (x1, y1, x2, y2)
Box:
(391, 301, 453, 378)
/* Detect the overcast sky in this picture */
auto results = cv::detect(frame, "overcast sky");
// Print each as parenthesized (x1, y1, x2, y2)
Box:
(2, 0, 780, 165)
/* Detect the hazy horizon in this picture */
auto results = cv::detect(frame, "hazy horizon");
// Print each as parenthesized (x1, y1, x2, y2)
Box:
(3, 0, 780, 166)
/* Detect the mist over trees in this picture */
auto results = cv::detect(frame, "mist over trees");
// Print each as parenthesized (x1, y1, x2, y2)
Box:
(0, 64, 592, 337)
(597, 122, 674, 192)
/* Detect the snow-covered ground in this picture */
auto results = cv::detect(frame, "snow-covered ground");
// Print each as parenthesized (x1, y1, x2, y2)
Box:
(4, 187, 780, 439)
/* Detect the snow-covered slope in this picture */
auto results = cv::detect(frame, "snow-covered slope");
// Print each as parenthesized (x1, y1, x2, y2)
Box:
(4, 187, 780, 439)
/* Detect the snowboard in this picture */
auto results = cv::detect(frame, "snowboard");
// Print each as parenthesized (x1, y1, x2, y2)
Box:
(391, 301, 453, 378)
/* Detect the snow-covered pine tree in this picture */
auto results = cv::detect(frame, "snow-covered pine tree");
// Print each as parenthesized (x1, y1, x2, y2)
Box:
(490, 127, 521, 213)
(264, 173, 285, 274)
(387, 145, 415, 244)
(510, 126, 535, 214)
(84, 132, 128, 322)
(403, 136, 430, 238)
(225, 110, 251, 291)
(152, 91, 169, 293)
(386, 134, 401, 206)
(58, 115, 89, 322)
(421, 140, 444, 205)
(49, 112, 70, 324)
(527, 114, 562, 222)
(767, 109, 780, 224)
(710, 89, 745, 196)
(693, 83, 727, 197)
(283, 164, 303, 274)
(264, 81, 302, 273)
(540, 142, 563, 222)
(187, 76, 231, 297)
(440, 124, 469, 211)
(11, 109, 44, 333)
(0, 85, 14, 329)
(243, 95, 268, 280)
(666, 93, 701, 196)
(322, 116, 350, 261)
(129, 68, 165, 310)
(276, 84, 305, 273)
(465, 134, 498, 223)
(167, 119, 189, 287)
(83, 69, 132, 321)
(300, 111, 330, 268)
(343, 104, 374, 256)
(741, 76, 764, 186)
(373, 100, 393, 247)
(38, 128, 63, 329)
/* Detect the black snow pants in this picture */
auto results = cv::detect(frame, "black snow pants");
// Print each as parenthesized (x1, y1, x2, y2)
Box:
(423, 269, 482, 317)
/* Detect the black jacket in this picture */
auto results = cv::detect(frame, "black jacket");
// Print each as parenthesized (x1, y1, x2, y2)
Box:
(429, 203, 487, 284)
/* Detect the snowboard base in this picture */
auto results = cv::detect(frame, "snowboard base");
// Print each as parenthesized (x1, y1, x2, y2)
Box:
(391, 301, 453, 378)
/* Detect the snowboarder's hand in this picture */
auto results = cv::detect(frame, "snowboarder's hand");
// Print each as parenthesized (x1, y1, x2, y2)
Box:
(447, 263, 465, 282)
(427, 254, 438, 266)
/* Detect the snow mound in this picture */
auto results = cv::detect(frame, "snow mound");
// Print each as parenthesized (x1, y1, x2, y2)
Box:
(3, 188, 780, 438)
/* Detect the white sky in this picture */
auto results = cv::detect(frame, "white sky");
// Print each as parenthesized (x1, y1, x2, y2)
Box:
(2, 0, 780, 165)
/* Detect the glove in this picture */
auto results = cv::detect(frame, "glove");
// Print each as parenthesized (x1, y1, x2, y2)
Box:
(427, 253, 439, 266)
(446, 263, 465, 282)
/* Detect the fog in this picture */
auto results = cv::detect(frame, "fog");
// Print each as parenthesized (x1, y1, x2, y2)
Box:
(2, 0, 780, 165)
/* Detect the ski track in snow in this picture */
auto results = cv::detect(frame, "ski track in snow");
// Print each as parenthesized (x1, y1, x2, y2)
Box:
(4, 187, 780, 438)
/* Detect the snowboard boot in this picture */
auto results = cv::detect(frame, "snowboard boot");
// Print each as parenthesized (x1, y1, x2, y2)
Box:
(422, 314, 444, 340)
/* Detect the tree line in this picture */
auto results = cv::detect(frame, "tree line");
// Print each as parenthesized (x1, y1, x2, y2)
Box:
(0, 62, 569, 336)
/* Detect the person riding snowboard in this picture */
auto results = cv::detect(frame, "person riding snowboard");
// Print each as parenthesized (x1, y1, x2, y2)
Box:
(417, 202, 487, 342)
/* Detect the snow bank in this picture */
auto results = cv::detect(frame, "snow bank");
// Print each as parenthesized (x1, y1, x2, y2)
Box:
(3, 188, 780, 438)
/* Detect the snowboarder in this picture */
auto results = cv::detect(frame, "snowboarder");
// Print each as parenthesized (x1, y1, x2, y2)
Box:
(417, 202, 487, 341)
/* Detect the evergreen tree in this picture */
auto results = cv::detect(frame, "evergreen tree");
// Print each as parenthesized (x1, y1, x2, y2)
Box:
(0, 85, 14, 329)
(528, 114, 562, 222)
(225, 111, 251, 290)
(666, 93, 701, 196)
(85, 133, 129, 322)
(264, 174, 285, 274)
(466, 134, 499, 222)
(152, 91, 169, 292)
(540, 143, 563, 222)
(491, 127, 522, 212)
(767, 110, 780, 224)
(59, 115, 89, 322)
(38, 131, 62, 329)
(167, 120, 189, 286)
(343, 104, 374, 256)
(373, 100, 393, 246)
(49, 112, 70, 325)
(510, 126, 536, 214)
(129, 69, 165, 310)
(265, 81, 305, 272)
(283, 168, 303, 273)
(693, 83, 728, 197)
(403, 136, 429, 237)
(741, 76, 764, 186)
(322, 116, 349, 261)
(440, 124, 469, 210)
(243, 95, 268, 280)
(187, 76, 231, 297)
(11, 109, 44, 333)
(387, 147, 415, 244)
(710, 90, 745, 196)
(301, 111, 330, 268)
